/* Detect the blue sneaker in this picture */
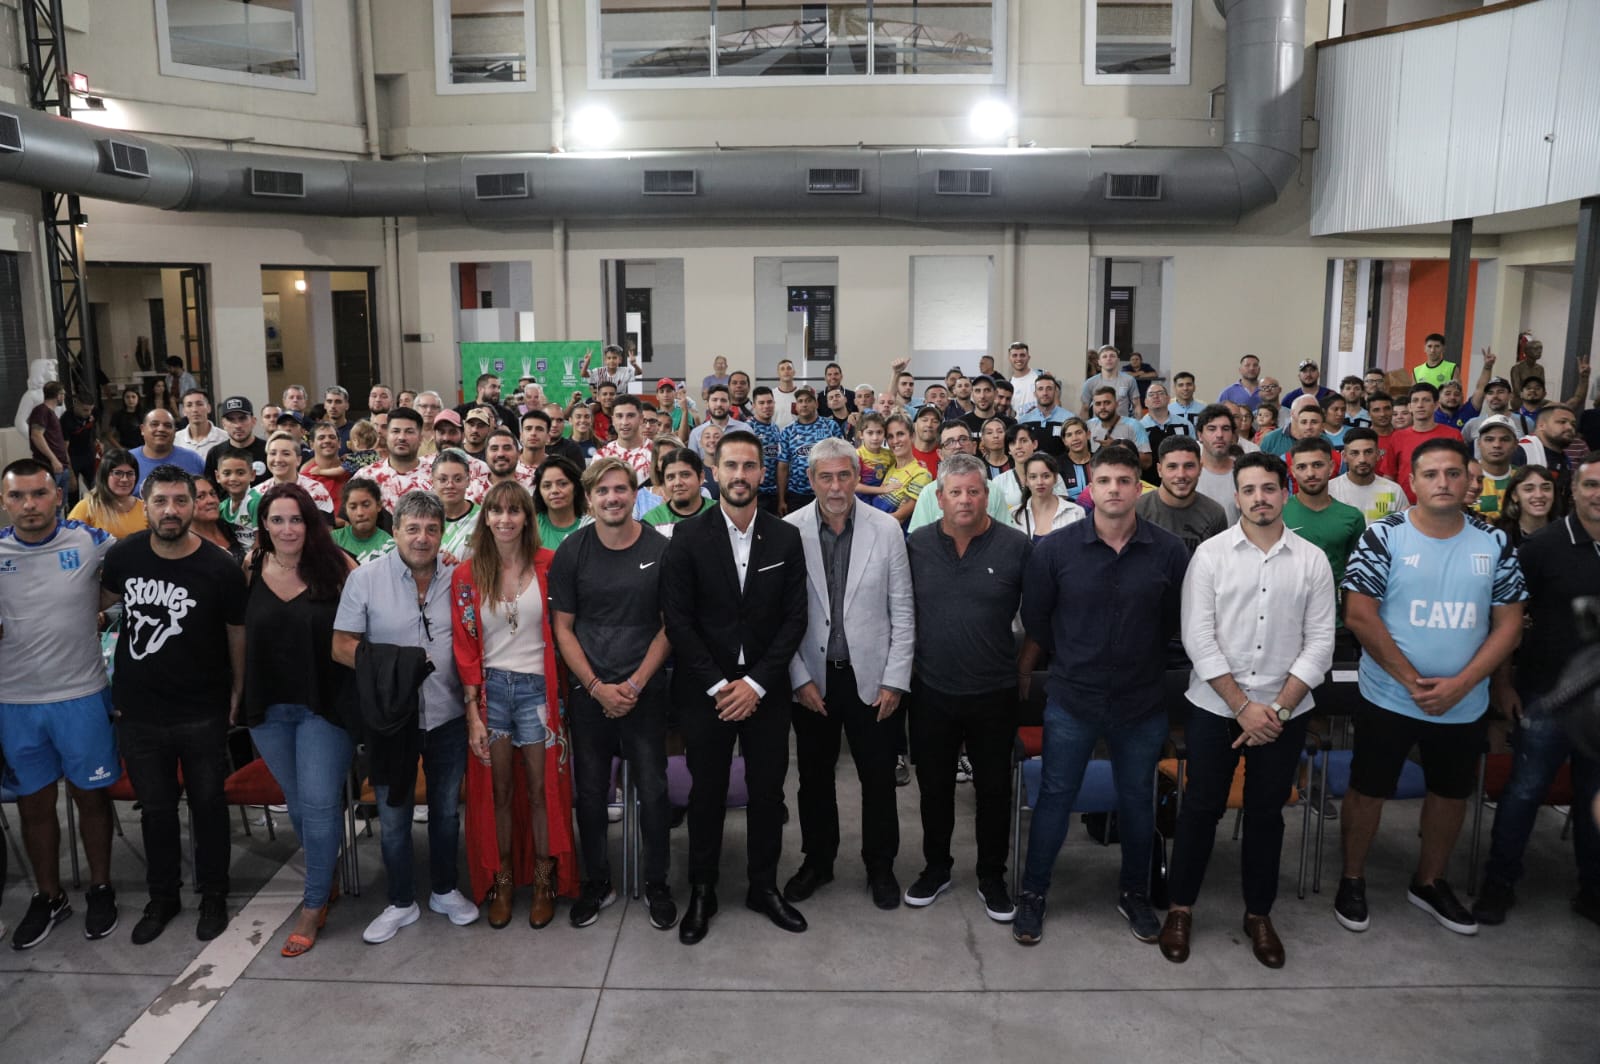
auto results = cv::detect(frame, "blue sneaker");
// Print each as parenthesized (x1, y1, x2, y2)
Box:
(1118, 891, 1160, 943)
(1012, 889, 1046, 945)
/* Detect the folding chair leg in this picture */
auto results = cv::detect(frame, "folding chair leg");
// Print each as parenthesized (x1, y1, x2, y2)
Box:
(1298, 760, 1313, 899)
(619, 760, 633, 901)
(1231, 808, 1243, 841)
(1313, 752, 1330, 894)
(238, 806, 252, 836)
(263, 806, 277, 841)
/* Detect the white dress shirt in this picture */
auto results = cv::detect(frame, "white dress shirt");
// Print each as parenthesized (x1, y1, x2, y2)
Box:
(1180, 522, 1336, 719)
(706, 507, 767, 699)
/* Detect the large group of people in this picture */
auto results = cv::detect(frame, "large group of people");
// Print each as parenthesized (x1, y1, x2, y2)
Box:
(3, 338, 1598, 974)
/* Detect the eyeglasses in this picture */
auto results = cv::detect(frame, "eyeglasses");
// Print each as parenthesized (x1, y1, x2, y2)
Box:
(417, 593, 434, 642)
(109, 469, 137, 479)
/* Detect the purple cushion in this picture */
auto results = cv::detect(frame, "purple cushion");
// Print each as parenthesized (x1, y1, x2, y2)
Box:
(666, 754, 748, 808)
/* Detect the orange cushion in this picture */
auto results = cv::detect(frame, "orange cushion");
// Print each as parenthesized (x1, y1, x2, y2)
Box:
(1158, 757, 1299, 808)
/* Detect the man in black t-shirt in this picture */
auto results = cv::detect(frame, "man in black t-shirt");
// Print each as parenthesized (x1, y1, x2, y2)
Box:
(204, 396, 270, 485)
(101, 465, 247, 946)
(548, 456, 677, 932)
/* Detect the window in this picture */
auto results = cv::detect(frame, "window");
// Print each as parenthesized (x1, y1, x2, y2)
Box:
(591, 0, 1000, 85)
(155, 0, 315, 92)
(435, 0, 537, 94)
(1083, 0, 1191, 86)
(788, 286, 836, 363)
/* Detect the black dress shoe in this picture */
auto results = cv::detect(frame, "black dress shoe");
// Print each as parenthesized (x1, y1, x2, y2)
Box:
(869, 872, 902, 911)
(782, 864, 834, 903)
(746, 887, 808, 933)
(678, 885, 718, 945)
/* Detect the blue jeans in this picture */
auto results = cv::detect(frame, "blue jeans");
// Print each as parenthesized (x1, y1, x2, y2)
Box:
(374, 715, 467, 908)
(1484, 706, 1600, 891)
(1021, 700, 1168, 898)
(250, 704, 355, 908)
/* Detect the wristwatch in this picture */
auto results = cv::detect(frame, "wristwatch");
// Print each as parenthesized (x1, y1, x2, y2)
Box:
(1270, 700, 1291, 723)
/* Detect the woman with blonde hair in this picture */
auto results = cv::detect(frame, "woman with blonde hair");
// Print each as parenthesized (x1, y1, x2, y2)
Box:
(452, 480, 578, 929)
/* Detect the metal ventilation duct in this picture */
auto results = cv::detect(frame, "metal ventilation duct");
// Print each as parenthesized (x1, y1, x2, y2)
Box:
(0, 0, 1302, 226)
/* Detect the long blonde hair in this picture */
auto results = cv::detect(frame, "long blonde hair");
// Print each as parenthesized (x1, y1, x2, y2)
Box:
(467, 480, 540, 614)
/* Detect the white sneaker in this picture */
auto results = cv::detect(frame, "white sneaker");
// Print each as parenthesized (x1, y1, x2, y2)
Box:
(413, 805, 430, 824)
(429, 889, 480, 926)
(362, 902, 421, 944)
(607, 805, 623, 823)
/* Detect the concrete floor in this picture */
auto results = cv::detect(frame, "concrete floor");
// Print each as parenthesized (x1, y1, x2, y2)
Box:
(2, 763, 1596, 1064)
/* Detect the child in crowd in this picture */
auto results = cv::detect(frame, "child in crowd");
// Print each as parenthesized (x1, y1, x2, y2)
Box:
(214, 450, 260, 554)
(855, 412, 892, 502)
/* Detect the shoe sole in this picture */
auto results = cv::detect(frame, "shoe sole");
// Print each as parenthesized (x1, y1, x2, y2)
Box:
(570, 892, 618, 929)
(84, 913, 119, 941)
(903, 880, 951, 908)
(1408, 891, 1478, 935)
(363, 907, 421, 944)
(648, 905, 678, 931)
(1012, 929, 1041, 946)
(1334, 907, 1370, 933)
(979, 888, 1015, 923)
(429, 898, 481, 927)
(12, 909, 70, 951)
(1117, 903, 1160, 943)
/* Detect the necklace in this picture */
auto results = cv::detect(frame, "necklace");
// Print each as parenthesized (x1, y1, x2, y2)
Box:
(270, 552, 300, 572)
(501, 564, 527, 632)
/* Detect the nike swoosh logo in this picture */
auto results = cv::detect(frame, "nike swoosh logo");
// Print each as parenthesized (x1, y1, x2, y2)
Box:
(639, 562, 655, 569)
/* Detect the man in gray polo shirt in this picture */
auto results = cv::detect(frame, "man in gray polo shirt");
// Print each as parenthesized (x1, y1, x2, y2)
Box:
(904, 452, 1032, 921)
(334, 490, 478, 944)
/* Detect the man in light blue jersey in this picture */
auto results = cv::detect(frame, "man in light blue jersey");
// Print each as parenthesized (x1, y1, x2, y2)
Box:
(0, 459, 121, 949)
(1334, 437, 1525, 938)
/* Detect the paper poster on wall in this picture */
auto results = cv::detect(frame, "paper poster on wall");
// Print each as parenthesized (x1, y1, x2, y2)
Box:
(459, 341, 598, 407)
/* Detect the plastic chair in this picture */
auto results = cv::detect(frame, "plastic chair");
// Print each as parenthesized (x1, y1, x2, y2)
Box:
(1466, 752, 1573, 895)
(0, 780, 81, 889)
(1008, 727, 1126, 897)
(631, 752, 747, 899)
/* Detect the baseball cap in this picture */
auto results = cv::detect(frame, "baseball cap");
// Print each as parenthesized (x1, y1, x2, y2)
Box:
(464, 406, 495, 426)
(219, 396, 253, 418)
(433, 409, 463, 428)
(278, 410, 310, 431)
(1298, 359, 1318, 371)
(656, 377, 677, 392)
(1485, 376, 1511, 391)
(1476, 414, 1519, 437)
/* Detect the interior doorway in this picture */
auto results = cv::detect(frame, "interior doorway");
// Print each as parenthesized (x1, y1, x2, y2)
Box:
(260, 267, 379, 407)
(86, 261, 214, 406)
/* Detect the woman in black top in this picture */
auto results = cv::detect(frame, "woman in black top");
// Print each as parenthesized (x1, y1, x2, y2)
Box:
(1495, 464, 1556, 547)
(110, 386, 145, 449)
(242, 482, 356, 957)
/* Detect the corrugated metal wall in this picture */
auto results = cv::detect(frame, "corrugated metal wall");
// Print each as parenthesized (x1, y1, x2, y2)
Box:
(1311, 0, 1599, 236)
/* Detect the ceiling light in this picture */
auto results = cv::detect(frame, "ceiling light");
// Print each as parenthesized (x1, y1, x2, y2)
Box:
(571, 105, 619, 149)
(69, 71, 89, 95)
(968, 99, 1015, 142)
(293, 278, 307, 293)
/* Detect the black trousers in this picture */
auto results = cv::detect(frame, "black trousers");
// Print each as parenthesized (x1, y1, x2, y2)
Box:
(1167, 705, 1307, 916)
(679, 687, 792, 891)
(118, 715, 232, 900)
(791, 662, 900, 876)
(568, 682, 671, 887)
(909, 681, 1017, 882)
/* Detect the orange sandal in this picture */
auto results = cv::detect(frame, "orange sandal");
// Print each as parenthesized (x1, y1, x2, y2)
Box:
(281, 932, 316, 958)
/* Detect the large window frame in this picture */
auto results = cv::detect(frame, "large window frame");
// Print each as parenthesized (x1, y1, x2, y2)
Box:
(1082, 0, 1192, 87)
(587, 1, 1005, 90)
(434, 0, 539, 95)
(154, 0, 317, 94)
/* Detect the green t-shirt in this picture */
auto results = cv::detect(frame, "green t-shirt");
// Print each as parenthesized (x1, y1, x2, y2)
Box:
(440, 504, 480, 560)
(642, 497, 715, 528)
(537, 512, 591, 550)
(1282, 495, 1367, 586)
(332, 525, 395, 564)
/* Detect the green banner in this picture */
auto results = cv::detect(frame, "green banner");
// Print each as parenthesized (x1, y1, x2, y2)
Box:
(459, 341, 599, 408)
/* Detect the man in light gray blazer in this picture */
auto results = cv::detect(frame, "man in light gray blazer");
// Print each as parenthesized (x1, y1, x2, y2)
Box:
(779, 437, 916, 911)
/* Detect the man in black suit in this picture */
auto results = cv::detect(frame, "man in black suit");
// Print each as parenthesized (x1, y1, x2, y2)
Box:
(663, 430, 810, 944)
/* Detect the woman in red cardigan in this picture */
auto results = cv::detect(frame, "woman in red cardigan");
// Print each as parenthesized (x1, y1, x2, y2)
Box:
(451, 480, 578, 928)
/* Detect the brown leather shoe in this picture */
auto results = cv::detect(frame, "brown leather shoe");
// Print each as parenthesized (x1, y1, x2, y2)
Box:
(486, 870, 514, 929)
(1244, 914, 1285, 969)
(1158, 910, 1191, 963)
(529, 857, 556, 929)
